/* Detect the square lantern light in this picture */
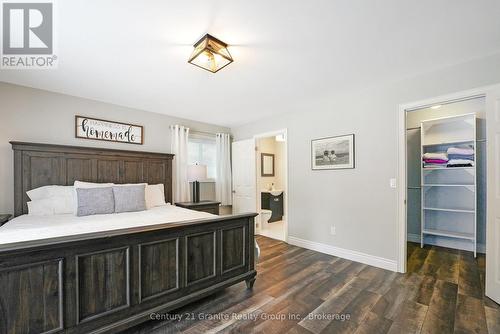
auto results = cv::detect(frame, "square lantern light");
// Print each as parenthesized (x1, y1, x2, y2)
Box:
(188, 34, 233, 73)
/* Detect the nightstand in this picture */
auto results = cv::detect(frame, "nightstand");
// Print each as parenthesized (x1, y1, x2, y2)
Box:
(175, 201, 221, 215)
(0, 214, 12, 227)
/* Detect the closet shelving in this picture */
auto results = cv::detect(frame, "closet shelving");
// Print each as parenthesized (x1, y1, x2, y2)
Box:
(422, 140, 476, 147)
(421, 166, 474, 170)
(420, 113, 477, 257)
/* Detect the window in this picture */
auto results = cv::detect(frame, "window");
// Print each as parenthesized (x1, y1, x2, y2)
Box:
(188, 134, 216, 180)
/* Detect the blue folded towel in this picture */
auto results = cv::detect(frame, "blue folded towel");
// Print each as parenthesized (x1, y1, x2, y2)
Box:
(448, 154, 474, 161)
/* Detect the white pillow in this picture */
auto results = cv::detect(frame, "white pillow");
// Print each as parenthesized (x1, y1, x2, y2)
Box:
(114, 183, 147, 187)
(27, 185, 74, 201)
(27, 196, 75, 215)
(27, 200, 55, 216)
(26, 185, 76, 215)
(145, 184, 166, 209)
(53, 195, 76, 214)
(74, 181, 114, 188)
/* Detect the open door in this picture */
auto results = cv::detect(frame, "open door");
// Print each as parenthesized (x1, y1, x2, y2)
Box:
(231, 139, 256, 214)
(486, 85, 500, 304)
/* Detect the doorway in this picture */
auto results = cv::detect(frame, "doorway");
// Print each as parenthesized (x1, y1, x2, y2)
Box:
(254, 130, 288, 241)
(398, 85, 500, 304)
(231, 129, 288, 243)
(407, 97, 486, 252)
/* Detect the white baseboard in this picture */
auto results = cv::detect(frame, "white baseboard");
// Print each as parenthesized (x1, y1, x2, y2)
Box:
(407, 233, 485, 254)
(287, 236, 398, 272)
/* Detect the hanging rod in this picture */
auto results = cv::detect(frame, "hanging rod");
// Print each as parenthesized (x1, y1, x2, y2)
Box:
(404, 94, 486, 112)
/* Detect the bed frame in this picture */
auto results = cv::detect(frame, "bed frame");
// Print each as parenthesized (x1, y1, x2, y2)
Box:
(0, 142, 257, 334)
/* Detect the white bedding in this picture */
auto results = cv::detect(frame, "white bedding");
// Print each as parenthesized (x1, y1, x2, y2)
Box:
(0, 204, 215, 247)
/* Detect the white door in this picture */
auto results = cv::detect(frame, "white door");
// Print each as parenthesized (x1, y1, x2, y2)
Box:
(232, 139, 256, 214)
(486, 85, 500, 304)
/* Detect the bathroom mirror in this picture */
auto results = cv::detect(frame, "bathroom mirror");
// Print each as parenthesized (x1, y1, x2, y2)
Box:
(261, 153, 275, 177)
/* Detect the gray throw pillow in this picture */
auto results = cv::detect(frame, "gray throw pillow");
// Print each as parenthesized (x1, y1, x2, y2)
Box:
(76, 187, 115, 217)
(113, 184, 146, 213)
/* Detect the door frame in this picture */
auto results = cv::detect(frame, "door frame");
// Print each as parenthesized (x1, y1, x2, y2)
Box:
(397, 86, 494, 273)
(254, 128, 289, 242)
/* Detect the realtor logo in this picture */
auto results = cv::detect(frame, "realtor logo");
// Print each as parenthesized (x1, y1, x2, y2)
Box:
(1, 0, 57, 68)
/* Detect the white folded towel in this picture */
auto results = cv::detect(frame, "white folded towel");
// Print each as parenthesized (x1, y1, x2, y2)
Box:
(422, 152, 448, 161)
(447, 159, 475, 166)
(447, 147, 474, 155)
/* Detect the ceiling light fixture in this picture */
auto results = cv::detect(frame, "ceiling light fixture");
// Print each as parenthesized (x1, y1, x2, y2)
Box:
(188, 34, 233, 73)
(430, 105, 442, 109)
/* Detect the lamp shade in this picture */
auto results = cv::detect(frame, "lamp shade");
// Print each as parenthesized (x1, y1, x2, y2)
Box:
(187, 164, 207, 182)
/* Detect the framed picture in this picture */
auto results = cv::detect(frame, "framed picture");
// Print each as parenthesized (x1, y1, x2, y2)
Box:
(75, 116, 143, 145)
(311, 134, 355, 170)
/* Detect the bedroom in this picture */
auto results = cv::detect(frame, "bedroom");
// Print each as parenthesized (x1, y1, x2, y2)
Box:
(1, 1, 500, 333)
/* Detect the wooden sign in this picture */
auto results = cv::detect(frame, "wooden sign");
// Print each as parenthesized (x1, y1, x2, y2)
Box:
(75, 116, 143, 145)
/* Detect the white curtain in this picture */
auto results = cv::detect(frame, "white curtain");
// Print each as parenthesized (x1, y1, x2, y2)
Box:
(170, 125, 190, 202)
(216, 133, 232, 205)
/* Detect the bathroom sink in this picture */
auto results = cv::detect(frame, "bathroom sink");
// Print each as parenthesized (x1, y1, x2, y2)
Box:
(261, 189, 283, 196)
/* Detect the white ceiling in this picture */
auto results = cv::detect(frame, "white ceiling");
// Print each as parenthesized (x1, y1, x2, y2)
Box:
(2, 0, 500, 127)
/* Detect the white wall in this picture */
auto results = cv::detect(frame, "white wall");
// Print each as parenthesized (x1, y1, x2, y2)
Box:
(232, 52, 500, 263)
(0, 83, 229, 214)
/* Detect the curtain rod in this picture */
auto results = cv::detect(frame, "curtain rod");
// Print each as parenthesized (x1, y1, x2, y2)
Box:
(190, 129, 233, 137)
(191, 129, 216, 136)
(169, 125, 232, 137)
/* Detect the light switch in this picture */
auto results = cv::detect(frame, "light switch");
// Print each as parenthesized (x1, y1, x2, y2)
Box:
(390, 178, 397, 188)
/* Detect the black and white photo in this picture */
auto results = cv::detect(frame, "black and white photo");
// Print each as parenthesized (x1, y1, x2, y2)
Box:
(311, 134, 355, 170)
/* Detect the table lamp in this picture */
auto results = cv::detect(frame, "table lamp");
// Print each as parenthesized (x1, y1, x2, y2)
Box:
(187, 164, 207, 203)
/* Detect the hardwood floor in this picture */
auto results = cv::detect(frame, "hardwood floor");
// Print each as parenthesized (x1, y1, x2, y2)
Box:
(125, 237, 500, 334)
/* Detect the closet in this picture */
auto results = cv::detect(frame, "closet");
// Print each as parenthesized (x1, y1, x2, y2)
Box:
(406, 97, 486, 256)
(420, 113, 477, 256)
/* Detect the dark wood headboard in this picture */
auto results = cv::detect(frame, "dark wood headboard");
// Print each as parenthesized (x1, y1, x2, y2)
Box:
(11, 141, 174, 217)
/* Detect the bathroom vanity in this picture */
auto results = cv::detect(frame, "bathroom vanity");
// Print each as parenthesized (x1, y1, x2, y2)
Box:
(261, 191, 284, 223)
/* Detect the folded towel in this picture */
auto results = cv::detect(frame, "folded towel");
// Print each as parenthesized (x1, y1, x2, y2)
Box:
(424, 164, 446, 168)
(422, 152, 448, 161)
(423, 159, 448, 164)
(447, 164, 473, 168)
(447, 147, 474, 156)
(448, 154, 474, 161)
(448, 159, 475, 166)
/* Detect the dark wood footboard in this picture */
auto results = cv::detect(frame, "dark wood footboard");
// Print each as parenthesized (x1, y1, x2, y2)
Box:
(0, 213, 257, 334)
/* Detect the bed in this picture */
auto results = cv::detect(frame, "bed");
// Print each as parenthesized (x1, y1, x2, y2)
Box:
(0, 142, 257, 334)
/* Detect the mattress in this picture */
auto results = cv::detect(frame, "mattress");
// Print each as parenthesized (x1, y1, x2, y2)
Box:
(0, 204, 215, 247)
